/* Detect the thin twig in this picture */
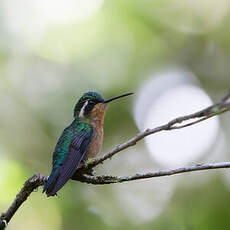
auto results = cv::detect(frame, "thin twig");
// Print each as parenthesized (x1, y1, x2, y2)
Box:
(78, 94, 230, 170)
(75, 161, 230, 184)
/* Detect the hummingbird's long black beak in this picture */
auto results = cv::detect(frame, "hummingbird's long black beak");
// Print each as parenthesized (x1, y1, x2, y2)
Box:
(103, 93, 133, 103)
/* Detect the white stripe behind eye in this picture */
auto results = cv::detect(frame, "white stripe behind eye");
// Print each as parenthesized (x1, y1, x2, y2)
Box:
(79, 100, 89, 118)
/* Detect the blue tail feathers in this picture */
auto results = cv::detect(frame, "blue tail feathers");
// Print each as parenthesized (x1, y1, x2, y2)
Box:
(43, 169, 59, 196)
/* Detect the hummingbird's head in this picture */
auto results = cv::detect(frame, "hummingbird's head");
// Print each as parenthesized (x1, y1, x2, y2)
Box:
(74, 91, 133, 122)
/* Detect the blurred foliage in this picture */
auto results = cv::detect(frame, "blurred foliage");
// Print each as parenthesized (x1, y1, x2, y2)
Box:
(0, 0, 230, 229)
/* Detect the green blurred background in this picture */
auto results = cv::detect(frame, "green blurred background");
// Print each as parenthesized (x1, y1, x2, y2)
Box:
(0, 0, 230, 229)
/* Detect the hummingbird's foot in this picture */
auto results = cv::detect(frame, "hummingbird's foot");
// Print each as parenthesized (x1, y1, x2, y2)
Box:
(81, 158, 87, 165)
(79, 158, 90, 169)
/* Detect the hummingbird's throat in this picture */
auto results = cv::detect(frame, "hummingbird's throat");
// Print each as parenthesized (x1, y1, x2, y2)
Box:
(79, 102, 107, 126)
(91, 103, 107, 125)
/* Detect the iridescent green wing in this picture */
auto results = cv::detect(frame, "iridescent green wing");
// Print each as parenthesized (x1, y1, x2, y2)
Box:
(43, 122, 93, 196)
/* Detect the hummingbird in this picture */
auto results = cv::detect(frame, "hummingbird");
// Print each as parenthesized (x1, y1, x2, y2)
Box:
(43, 91, 133, 197)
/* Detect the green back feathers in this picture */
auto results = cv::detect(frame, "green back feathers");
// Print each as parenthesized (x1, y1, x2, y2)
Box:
(52, 119, 92, 171)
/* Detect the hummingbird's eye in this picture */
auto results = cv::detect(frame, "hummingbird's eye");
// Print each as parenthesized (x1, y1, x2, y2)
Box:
(83, 100, 96, 116)
(88, 100, 96, 105)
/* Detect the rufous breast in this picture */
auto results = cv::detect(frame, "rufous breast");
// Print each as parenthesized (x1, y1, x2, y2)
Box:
(86, 103, 107, 158)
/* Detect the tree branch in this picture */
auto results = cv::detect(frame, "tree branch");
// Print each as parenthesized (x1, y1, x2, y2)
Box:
(1, 161, 230, 229)
(77, 93, 230, 171)
(1, 93, 230, 229)
(0, 174, 47, 230)
(75, 161, 230, 184)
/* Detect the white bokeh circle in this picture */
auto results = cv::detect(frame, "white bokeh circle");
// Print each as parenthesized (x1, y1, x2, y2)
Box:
(134, 68, 219, 167)
(144, 85, 219, 167)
